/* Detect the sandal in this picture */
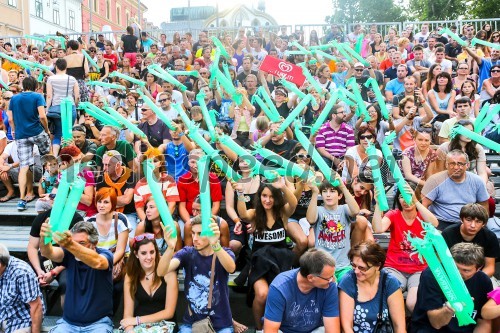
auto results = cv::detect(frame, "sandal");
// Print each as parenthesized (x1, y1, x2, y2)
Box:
(24, 194, 36, 202)
(0, 195, 15, 202)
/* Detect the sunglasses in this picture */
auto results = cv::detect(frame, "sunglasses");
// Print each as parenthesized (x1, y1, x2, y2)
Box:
(360, 134, 374, 140)
(351, 261, 373, 272)
(133, 233, 155, 245)
(3, 97, 11, 100)
(159, 98, 171, 102)
(354, 68, 364, 72)
(491, 70, 500, 73)
(200, 72, 208, 75)
(296, 154, 311, 159)
(141, 108, 151, 112)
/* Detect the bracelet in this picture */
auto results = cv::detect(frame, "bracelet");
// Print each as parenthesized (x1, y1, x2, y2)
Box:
(211, 242, 222, 252)
(136, 316, 141, 326)
(50, 269, 57, 278)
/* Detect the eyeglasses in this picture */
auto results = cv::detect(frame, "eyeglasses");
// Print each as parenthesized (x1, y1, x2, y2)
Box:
(134, 233, 155, 243)
(447, 162, 467, 167)
(200, 72, 208, 75)
(360, 134, 374, 140)
(3, 97, 11, 100)
(159, 98, 171, 102)
(351, 261, 372, 272)
(314, 274, 334, 282)
(295, 154, 311, 159)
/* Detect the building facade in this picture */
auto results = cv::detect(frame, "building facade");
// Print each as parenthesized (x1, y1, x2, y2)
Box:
(30, 0, 82, 35)
(0, 0, 30, 37)
(81, 0, 148, 34)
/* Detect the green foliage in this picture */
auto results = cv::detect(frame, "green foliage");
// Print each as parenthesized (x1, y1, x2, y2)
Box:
(408, 0, 466, 20)
(327, 0, 407, 24)
(467, 2, 500, 20)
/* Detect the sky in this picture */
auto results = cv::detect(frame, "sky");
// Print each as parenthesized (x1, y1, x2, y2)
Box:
(141, 0, 334, 27)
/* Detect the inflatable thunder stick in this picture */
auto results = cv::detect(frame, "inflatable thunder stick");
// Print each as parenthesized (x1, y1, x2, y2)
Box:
(144, 159, 178, 238)
(407, 223, 476, 326)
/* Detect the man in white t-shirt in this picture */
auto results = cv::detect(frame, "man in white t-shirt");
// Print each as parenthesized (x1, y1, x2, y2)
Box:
(414, 23, 430, 46)
(0, 141, 42, 201)
(432, 47, 453, 74)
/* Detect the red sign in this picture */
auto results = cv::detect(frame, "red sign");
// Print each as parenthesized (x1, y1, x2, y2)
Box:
(259, 56, 306, 87)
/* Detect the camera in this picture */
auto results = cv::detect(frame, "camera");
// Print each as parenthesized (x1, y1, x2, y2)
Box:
(112, 91, 127, 99)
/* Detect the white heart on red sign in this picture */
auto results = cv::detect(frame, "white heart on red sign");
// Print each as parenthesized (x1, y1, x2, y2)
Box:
(278, 62, 293, 73)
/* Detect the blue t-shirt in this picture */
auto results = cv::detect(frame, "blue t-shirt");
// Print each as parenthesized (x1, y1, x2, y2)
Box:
(165, 142, 189, 181)
(338, 269, 400, 332)
(141, 38, 154, 52)
(174, 246, 235, 330)
(264, 268, 339, 333)
(385, 79, 405, 96)
(2, 110, 13, 140)
(61, 247, 113, 326)
(9, 92, 45, 139)
(478, 58, 500, 91)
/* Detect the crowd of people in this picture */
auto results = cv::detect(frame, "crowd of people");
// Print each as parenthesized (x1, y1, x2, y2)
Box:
(0, 20, 500, 333)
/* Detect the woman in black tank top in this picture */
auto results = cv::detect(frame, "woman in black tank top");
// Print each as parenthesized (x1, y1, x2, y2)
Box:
(236, 180, 298, 331)
(121, 235, 177, 331)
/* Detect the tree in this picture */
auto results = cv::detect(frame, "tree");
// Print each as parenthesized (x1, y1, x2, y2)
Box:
(467, 2, 500, 20)
(407, 0, 466, 20)
(327, 0, 407, 24)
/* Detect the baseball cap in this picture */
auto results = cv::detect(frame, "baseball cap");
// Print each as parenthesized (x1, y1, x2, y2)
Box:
(354, 62, 364, 68)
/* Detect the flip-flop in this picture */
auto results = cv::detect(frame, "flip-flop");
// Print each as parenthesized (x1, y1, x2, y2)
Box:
(0, 195, 15, 202)
(24, 194, 36, 202)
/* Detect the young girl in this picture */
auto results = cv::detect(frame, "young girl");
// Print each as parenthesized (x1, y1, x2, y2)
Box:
(457, 80, 480, 118)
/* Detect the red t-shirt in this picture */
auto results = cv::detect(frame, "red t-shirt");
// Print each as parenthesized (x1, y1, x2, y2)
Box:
(103, 53, 118, 72)
(177, 171, 223, 216)
(384, 209, 427, 274)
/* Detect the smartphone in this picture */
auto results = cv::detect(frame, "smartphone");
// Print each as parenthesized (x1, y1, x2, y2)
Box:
(49, 193, 56, 199)
(414, 90, 421, 107)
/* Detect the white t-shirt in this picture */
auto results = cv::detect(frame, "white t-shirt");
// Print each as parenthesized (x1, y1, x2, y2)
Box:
(3, 141, 40, 163)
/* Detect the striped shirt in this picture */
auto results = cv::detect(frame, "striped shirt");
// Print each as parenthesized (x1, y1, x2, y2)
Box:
(0, 257, 43, 333)
(315, 122, 355, 157)
(47, 74, 77, 106)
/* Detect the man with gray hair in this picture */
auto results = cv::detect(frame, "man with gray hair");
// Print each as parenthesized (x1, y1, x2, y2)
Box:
(39, 221, 114, 332)
(411, 242, 493, 332)
(0, 243, 43, 333)
(422, 149, 489, 230)
(263, 249, 340, 333)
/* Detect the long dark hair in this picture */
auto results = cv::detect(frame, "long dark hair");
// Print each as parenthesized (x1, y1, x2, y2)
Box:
(126, 237, 161, 300)
(450, 120, 479, 161)
(433, 72, 453, 94)
(425, 64, 441, 92)
(253, 183, 285, 237)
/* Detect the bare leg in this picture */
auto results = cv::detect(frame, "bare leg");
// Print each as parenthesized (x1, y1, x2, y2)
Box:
(18, 166, 30, 200)
(0, 174, 16, 198)
(229, 240, 243, 257)
(406, 287, 418, 313)
(25, 169, 34, 198)
(351, 215, 373, 246)
(232, 319, 248, 333)
(252, 278, 269, 330)
(287, 222, 308, 261)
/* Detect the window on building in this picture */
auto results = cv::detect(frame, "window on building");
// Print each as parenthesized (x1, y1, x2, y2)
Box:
(35, 0, 43, 17)
(116, 8, 121, 25)
(106, 0, 110, 19)
(93, 0, 98, 12)
(53, 9, 60, 25)
(69, 10, 75, 30)
(8, 0, 17, 7)
(126, 11, 130, 25)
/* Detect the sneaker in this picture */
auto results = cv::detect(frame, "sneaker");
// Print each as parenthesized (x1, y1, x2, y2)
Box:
(17, 200, 27, 211)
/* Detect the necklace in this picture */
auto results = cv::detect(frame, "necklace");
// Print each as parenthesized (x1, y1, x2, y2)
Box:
(145, 271, 155, 280)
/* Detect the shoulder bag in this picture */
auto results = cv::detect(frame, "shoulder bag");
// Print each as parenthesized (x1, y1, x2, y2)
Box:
(373, 271, 395, 333)
(190, 254, 217, 333)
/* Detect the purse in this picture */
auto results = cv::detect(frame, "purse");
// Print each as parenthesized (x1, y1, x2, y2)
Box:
(373, 271, 395, 333)
(111, 213, 126, 282)
(190, 255, 217, 333)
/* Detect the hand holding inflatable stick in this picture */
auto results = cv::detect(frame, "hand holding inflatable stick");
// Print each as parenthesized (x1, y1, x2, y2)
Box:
(136, 90, 176, 130)
(109, 71, 146, 87)
(439, 28, 467, 46)
(365, 78, 390, 119)
(197, 155, 214, 236)
(408, 222, 476, 326)
(381, 132, 412, 205)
